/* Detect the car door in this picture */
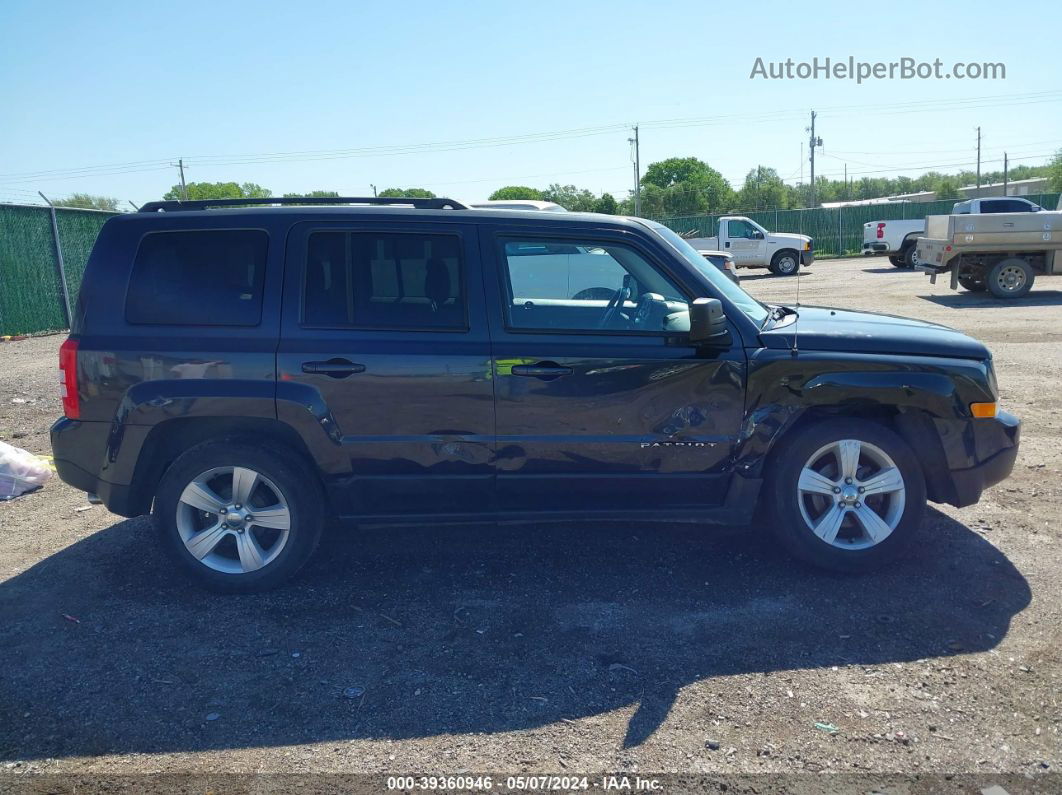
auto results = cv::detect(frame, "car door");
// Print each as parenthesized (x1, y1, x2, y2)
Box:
(724, 219, 761, 265)
(481, 223, 746, 514)
(277, 219, 494, 519)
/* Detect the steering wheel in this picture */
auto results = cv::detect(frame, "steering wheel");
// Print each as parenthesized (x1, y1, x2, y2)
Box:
(598, 283, 631, 329)
(633, 292, 666, 329)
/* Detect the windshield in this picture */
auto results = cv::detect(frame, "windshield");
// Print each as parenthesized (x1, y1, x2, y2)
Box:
(645, 221, 770, 326)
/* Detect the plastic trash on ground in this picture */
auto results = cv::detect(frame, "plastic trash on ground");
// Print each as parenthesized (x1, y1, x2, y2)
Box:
(0, 441, 53, 500)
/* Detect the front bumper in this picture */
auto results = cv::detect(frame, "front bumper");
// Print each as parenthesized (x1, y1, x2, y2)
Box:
(938, 411, 1021, 507)
(801, 250, 815, 266)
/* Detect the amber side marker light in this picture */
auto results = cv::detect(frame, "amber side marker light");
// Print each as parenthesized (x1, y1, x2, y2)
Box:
(970, 402, 998, 418)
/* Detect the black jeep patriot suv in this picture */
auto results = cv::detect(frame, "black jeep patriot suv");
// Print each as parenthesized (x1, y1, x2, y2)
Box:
(51, 196, 1020, 591)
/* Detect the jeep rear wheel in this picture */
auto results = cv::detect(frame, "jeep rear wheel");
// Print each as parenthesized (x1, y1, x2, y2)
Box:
(767, 419, 926, 573)
(154, 440, 324, 592)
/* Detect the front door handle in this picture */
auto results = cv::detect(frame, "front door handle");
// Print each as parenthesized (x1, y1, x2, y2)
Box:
(511, 361, 574, 379)
(301, 359, 366, 377)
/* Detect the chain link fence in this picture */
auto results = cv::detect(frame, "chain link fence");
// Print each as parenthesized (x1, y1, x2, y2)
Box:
(656, 193, 1061, 258)
(0, 203, 116, 336)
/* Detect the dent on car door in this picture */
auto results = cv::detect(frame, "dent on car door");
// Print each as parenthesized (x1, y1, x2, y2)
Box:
(276, 221, 494, 518)
(482, 227, 746, 513)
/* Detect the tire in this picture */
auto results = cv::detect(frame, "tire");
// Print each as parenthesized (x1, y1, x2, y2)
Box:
(766, 419, 926, 573)
(771, 250, 799, 276)
(902, 243, 918, 268)
(986, 257, 1034, 299)
(154, 439, 325, 592)
(888, 255, 905, 268)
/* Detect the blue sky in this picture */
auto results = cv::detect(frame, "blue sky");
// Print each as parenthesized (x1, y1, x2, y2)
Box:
(1, 0, 1059, 207)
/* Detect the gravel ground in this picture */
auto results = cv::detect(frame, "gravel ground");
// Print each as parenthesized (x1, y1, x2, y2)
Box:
(0, 256, 1060, 790)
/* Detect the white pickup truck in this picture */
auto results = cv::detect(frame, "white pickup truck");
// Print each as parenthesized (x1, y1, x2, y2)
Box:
(686, 216, 813, 276)
(862, 196, 1045, 268)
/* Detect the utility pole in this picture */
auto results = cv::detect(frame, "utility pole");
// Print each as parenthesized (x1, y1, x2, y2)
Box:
(170, 158, 188, 200)
(370, 184, 377, 197)
(1003, 153, 1009, 196)
(628, 124, 641, 216)
(807, 111, 822, 207)
(844, 163, 848, 200)
(975, 127, 981, 190)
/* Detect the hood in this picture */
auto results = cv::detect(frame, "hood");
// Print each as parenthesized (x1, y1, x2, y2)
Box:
(760, 306, 990, 359)
(770, 231, 811, 245)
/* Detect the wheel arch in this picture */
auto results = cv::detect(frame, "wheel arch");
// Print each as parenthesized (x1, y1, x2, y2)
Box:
(759, 405, 953, 505)
(125, 417, 322, 516)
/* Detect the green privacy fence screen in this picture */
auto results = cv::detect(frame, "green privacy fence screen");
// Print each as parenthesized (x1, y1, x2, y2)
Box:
(655, 192, 1061, 259)
(0, 203, 116, 335)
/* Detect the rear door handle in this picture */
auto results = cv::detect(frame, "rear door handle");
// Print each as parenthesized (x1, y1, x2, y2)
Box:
(301, 359, 366, 377)
(511, 362, 574, 379)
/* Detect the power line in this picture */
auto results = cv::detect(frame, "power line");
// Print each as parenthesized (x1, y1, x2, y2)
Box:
(3, 89, 1059, 185)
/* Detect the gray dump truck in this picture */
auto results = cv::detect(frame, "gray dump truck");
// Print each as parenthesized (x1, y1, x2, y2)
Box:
(915, 196, 1062, 298)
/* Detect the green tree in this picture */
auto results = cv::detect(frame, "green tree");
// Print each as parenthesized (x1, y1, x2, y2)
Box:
(378, 187, 436, 198)
(488, 186, 543, 201)
(163, 181, 272, 200)
(282, 190, 340, 199)
(736, 166, 787, 211)
(593, 193, 618, 214)
(52, 193, 120, 211)
(541, 183, 597, 211)
(1047, 149, 1062, 192)
(639, 157, 733, 216)
(933, 177, 961, 201)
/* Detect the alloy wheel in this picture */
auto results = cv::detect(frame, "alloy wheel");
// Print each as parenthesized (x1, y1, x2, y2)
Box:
(176, 466, 291, 574)
(796, 439, 906, 550)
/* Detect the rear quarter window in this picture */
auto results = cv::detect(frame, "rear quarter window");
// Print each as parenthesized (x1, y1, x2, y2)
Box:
(125, 229, 268, 326)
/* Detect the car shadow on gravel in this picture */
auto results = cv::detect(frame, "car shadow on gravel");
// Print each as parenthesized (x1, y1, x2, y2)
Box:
(0, 508, 1030, 760)
(919, 291, 1062, 309)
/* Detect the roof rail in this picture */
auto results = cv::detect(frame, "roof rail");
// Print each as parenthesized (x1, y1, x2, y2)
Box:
(137, 196, 468, 213)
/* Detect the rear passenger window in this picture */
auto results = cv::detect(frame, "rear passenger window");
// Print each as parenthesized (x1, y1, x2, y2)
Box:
(302, 232, 466, 330)
(126, 230, 268, 326)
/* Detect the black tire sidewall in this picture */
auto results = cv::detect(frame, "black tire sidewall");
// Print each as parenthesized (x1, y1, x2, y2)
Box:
(772, 251, 798, 276)
(903, 244, 917, 268)
(987, 259, 1033, 299)
(154, 440, 324, 592)
(767, 419, 926, 573)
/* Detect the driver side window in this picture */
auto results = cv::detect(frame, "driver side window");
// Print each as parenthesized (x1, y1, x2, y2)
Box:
(727, 220, 755, 239)
(499, 236, 688, 333)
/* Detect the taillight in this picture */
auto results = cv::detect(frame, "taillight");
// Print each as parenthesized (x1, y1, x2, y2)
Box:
(876, 223, 886, 239)
(59, 338, 79, 419)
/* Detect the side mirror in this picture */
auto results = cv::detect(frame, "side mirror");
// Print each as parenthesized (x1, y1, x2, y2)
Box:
(689, 297, 728, 343)
(751, 230, 765, 240)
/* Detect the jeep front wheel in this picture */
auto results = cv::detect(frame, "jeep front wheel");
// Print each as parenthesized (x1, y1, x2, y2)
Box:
(767, 419, 926, 573)
(154, 440, 324, 592)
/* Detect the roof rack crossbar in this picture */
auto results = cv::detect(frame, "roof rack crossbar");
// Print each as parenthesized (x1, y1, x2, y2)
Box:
(137, 196, 468, 213)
